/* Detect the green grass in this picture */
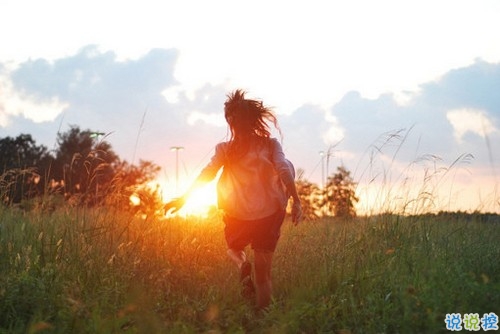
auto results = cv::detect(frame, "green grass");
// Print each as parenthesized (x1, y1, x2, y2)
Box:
(0, 203, 499, 333)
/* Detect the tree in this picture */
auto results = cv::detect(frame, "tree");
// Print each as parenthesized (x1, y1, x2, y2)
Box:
(295, 168, 322, 220)
(0, 134, 53, 204)
(325, 165, 359, 218)
(0, 127, 163, 211)
(109, 159, 162, 212)
(52, 126, 163, 209)
(53, 126, 119, 205)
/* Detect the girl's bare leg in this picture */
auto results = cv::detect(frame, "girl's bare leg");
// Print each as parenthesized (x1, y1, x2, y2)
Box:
(254, 251, 274, 310)
(227, 248, 247, 268)
(228, 248, 255, 300)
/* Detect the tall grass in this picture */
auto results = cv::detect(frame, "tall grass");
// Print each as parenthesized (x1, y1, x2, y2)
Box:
(353, 128, 482, 215)
(1, 201, 499, 333)
(273, 214, 499, 333)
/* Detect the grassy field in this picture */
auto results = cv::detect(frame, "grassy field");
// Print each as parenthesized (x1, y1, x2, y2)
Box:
(0, 203, 499, 333)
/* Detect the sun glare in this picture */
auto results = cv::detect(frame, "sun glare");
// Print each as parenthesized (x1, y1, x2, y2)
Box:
(163, 182, 218, 218)
(181, 184, 218, 217)
(129, 193, 141, 206)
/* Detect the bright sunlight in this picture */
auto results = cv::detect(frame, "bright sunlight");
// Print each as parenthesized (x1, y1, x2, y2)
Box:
(182, 184, 218, 216)
(163, 182, 218, 217)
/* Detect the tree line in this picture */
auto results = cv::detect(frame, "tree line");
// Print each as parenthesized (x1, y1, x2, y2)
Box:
(295, 166, 358, 219)
(0, 126, 358, 218)
(0, 126, 160, 211)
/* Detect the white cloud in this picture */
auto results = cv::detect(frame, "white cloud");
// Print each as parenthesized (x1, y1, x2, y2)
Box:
(0, 111, 8, 127)
(446, 108, 497, 142)
(187, 111, 225, 127)
(2, 0, 500, 115)
(162, 86, 182, 104)
(393, 89, 421, 107)
(323, 110, 345, 145)
(0, 74, 68, 126)
(323, 125, 345, 146)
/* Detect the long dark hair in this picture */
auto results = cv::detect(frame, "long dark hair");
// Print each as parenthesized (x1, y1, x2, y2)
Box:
(224, 89, 281, 158)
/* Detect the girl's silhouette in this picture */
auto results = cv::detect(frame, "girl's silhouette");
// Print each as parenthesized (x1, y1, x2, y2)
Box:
(164, 89, 302, 311)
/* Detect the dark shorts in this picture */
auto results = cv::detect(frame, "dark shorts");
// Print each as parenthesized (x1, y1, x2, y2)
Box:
(223, 210, 286, 252)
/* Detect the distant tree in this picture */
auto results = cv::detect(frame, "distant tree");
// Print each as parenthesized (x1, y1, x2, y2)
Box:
(114, 160, 161, 187)
(295, 168, 322, 220)
(0, 134, 53, 204)
(0, 127, 163, 211)
(53, 126, 119, 204)
(109, 159, 162, 211)
(325, 165, 359, 218)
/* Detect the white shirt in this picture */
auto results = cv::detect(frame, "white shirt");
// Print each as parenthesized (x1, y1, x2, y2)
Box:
(198, 137, 294, 220)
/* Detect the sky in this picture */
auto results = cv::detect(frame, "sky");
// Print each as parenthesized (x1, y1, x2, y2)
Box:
(1, 0, 499, 214)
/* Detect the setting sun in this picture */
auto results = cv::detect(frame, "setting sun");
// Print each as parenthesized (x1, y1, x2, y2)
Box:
(181, 184, 218, 216)
(163, 182, 218, 217)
